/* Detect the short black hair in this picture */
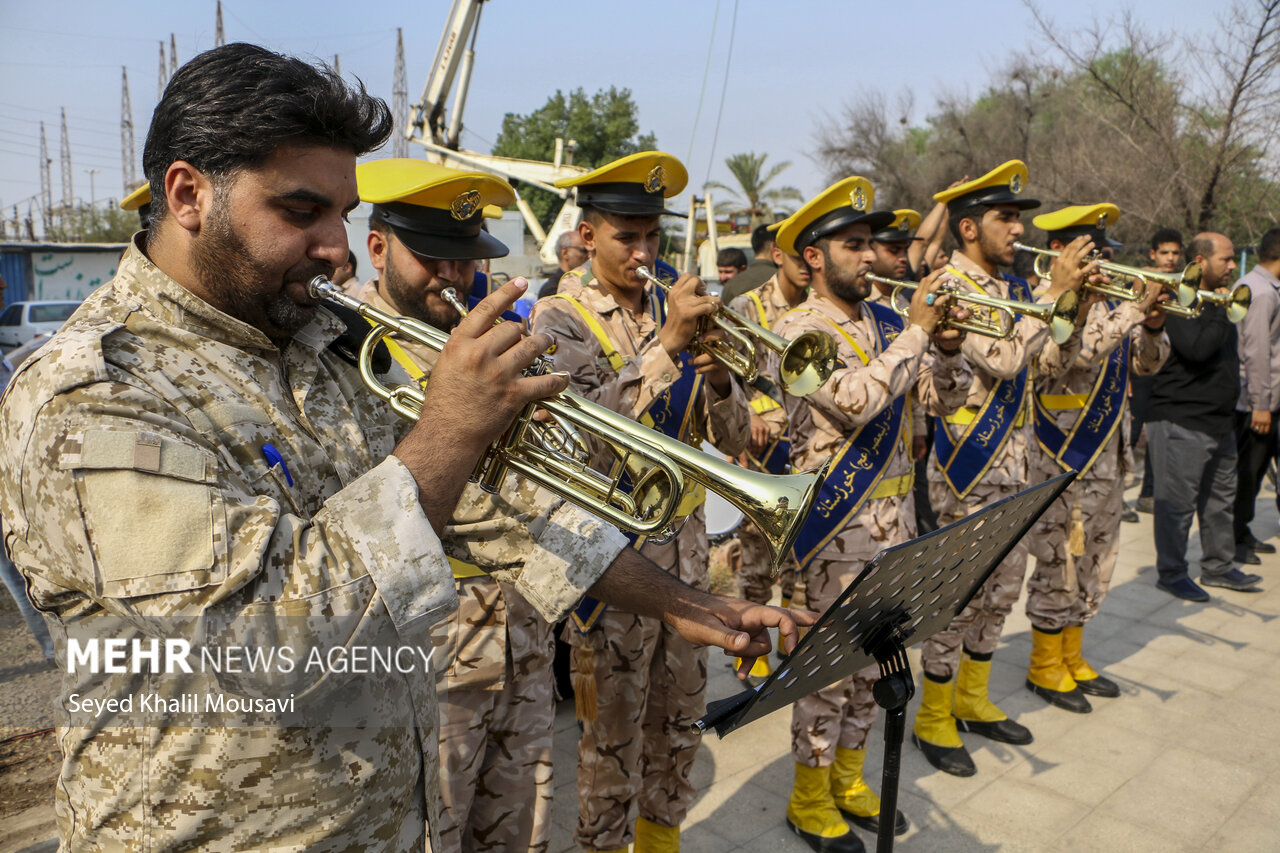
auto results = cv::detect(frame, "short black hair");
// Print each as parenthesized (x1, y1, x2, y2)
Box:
(1150, 227, 1183, 251)
(1257, 227, 1280, 263)
(143, 43, 392, 228)
(948, 207, 985, 244)
(717, 247, 748, 269)
(346, 249, 358, 275)
(1012, 249, 1038, 281)
(751, 223, 774, 255)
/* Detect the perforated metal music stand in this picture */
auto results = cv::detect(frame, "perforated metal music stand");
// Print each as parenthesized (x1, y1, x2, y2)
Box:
(694, 471, 1075, 853)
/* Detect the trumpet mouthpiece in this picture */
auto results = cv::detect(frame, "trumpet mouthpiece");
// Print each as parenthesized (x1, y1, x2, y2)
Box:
(307, 275, 335, 300)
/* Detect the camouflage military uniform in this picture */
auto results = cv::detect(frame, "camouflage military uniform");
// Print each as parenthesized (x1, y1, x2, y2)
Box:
(921, 250, 1081, 679)
(727, 275, 798, 606)
(0, 240, 629, 853)
(529, 268, 750, 851)
(776, 293, 971, 764)
(1026, 300, 1169, 629)
(353, 281, 557, 853)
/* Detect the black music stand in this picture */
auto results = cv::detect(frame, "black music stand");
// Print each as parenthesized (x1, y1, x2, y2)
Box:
(694, 472, 1075, 853)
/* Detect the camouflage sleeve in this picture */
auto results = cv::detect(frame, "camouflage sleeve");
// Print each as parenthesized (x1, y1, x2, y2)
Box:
(1129, 322, 1171, 377)
(915, 348, 973, 417)
(776, 310, 929, 432)
(700, 375, 751, 456)
(1065, 301, 1144, 373)
(530, 297, 683, 420)
(443, 476, 629, 622)
(2, 379, 456, 697)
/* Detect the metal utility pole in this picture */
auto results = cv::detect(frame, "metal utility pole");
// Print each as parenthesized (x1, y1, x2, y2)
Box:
(215, 1, 225, 47)
(85, 169, 100, 206)
(392, 28, 408, 157)
(333, 54, 341, 76)
(39, 121, 52, 229)
(60, 108, 74, 211)
(170, 35, 178, 76)
(158, 41, 168, 98)
(121, 67, 137, 195)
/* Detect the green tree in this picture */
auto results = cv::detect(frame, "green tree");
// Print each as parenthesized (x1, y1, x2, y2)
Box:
(46, 204, 136, 243)
(491, 87, 658, 228)
(705, 152, 804, 227)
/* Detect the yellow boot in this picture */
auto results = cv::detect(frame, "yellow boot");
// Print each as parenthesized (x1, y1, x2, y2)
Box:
(1063, 625, 1119, 698)
(634, 816, 678, 853)
(953, 652, 1033, 745)
(831, 746, 908, 836)
(1025, 627, 1091, 713)
(785, 763, 863, 852)
(910, 675, 975, 777)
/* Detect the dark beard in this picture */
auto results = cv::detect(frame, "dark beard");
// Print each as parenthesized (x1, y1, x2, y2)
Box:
(382, 260, 469, 333)
(190, 205, 332, 339)
(825, 249, 869, 304)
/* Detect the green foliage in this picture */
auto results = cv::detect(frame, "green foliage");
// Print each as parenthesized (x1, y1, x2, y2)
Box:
(491, 87, 658, 228)
(46, 205, 136, 243)
(705, 152, 803, 226)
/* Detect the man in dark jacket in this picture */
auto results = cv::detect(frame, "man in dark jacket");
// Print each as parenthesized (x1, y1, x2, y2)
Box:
(1147, 232, 1263, 600)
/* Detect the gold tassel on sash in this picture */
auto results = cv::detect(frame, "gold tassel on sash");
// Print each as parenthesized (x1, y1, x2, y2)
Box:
(574, 646, 598, 723)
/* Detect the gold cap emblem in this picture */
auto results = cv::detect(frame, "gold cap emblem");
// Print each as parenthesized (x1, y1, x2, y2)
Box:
(1009, 173, 1023, 194)
(850, 187, 867, 211)
(644, 165, 666, 194)
(450, 190, 482, 221)
(1097, 212, 1108, 228)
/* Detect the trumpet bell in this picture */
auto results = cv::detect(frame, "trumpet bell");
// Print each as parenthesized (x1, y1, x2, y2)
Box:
(779, 330, 840, 398)
(1227, 284, 1251, 323)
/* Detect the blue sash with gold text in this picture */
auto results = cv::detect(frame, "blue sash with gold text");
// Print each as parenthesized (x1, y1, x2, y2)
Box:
(933, 274, 1031, 499)
(1033, 304, 1128, 476)
(790, 301, 907, 572)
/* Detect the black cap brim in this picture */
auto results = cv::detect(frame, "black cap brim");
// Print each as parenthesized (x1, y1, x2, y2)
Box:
(1046, 226, 1122, 250)
(949, 187, 1041, 212)
(372, 201, 509, 261)
(395, 227, 510, 261)
(576, 182, 687, 218)
(797, 209, 897, 253)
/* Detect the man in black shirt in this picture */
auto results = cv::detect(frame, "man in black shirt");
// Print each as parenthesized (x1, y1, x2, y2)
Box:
(1146, 232, 1263, 600)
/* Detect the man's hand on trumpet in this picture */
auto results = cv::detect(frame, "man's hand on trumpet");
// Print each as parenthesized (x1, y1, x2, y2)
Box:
(1044, 235, 1100, 302)
(402, 278, 567, 531)
(658, 273, 722, 360)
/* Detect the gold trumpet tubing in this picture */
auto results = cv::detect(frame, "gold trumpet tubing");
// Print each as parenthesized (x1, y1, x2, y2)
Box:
(1193, 285, 1251, 323)
(868, 274, 1015, 340)
(1012, 242, 1200, 308)
(306, 275, 829, 570)
(634, 265, 760, 383)
(713, 301, 840, 397)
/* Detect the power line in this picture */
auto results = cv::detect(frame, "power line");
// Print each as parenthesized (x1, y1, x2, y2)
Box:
(686, 1, 721, 166)
(703, 0, 739, 188)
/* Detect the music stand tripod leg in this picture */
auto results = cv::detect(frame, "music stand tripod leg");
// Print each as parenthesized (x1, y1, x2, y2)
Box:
(869, 637, 914, 853)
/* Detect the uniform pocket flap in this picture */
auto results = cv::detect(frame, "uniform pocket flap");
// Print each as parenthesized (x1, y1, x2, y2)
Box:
(64, 429, 214, 483)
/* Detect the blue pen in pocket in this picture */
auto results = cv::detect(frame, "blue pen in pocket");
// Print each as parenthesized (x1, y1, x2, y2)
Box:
(261, 443, 294, 487)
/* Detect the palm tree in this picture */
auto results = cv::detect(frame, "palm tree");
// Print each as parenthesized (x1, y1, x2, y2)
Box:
(705, 152, 805, 227)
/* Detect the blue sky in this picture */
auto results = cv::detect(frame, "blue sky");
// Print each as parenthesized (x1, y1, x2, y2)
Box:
(0, 0, 1224, 224)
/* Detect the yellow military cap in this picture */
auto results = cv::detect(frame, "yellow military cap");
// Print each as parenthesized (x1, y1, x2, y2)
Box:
(1033, 203, 1123, 248)
(120, 182, 150, 211)
(357, 158, 516, 260)
(555, 151, 688, 217)
(872, 209, 923, 243)
(933, 159, 1040, 212)
(775, 177, 894, 257)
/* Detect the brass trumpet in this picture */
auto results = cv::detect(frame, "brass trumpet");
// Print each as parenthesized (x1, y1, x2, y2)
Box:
(865, 274, 1080, 345)
(1013, 242, 1201, 308)
(308, 275, 829, 570)
(1191, 284, 1251, 323)
(635, 266, 839, 397)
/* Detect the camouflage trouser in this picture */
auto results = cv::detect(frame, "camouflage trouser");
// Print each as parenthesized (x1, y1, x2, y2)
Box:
(433, 579, 555, 853)
(791, 556, 879, 766)
(564, 516, 709, 851)
(736, 521, 798, 606)
(1025, 473, 1124, 631)
(921, 481, 1031, 679)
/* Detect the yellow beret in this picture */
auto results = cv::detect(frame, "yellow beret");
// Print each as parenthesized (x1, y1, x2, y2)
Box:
(1033, 203, 1121, 232)
(775, 177, 894, 257)
(933, 159, 1040, 211)
(120, 182, 150, 211)
(357, 159, 515, 260)
(555, 151, 688, 217)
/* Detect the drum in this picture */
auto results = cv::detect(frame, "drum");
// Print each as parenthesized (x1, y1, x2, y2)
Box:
(704, 490, 744, 544)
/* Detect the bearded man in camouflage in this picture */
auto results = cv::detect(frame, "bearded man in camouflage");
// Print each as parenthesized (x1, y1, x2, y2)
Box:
(0, 44, 807, 853)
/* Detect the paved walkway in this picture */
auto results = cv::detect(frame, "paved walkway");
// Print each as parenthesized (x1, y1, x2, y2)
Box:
(549, 481, 1280, 852)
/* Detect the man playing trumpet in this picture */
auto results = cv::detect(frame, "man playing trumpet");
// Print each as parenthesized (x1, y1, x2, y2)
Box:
(529, 152, 751, 853)
(771, 178, 972, 851)
(913, 160, 1092, 777)
(1023, 203, 1170, 713)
